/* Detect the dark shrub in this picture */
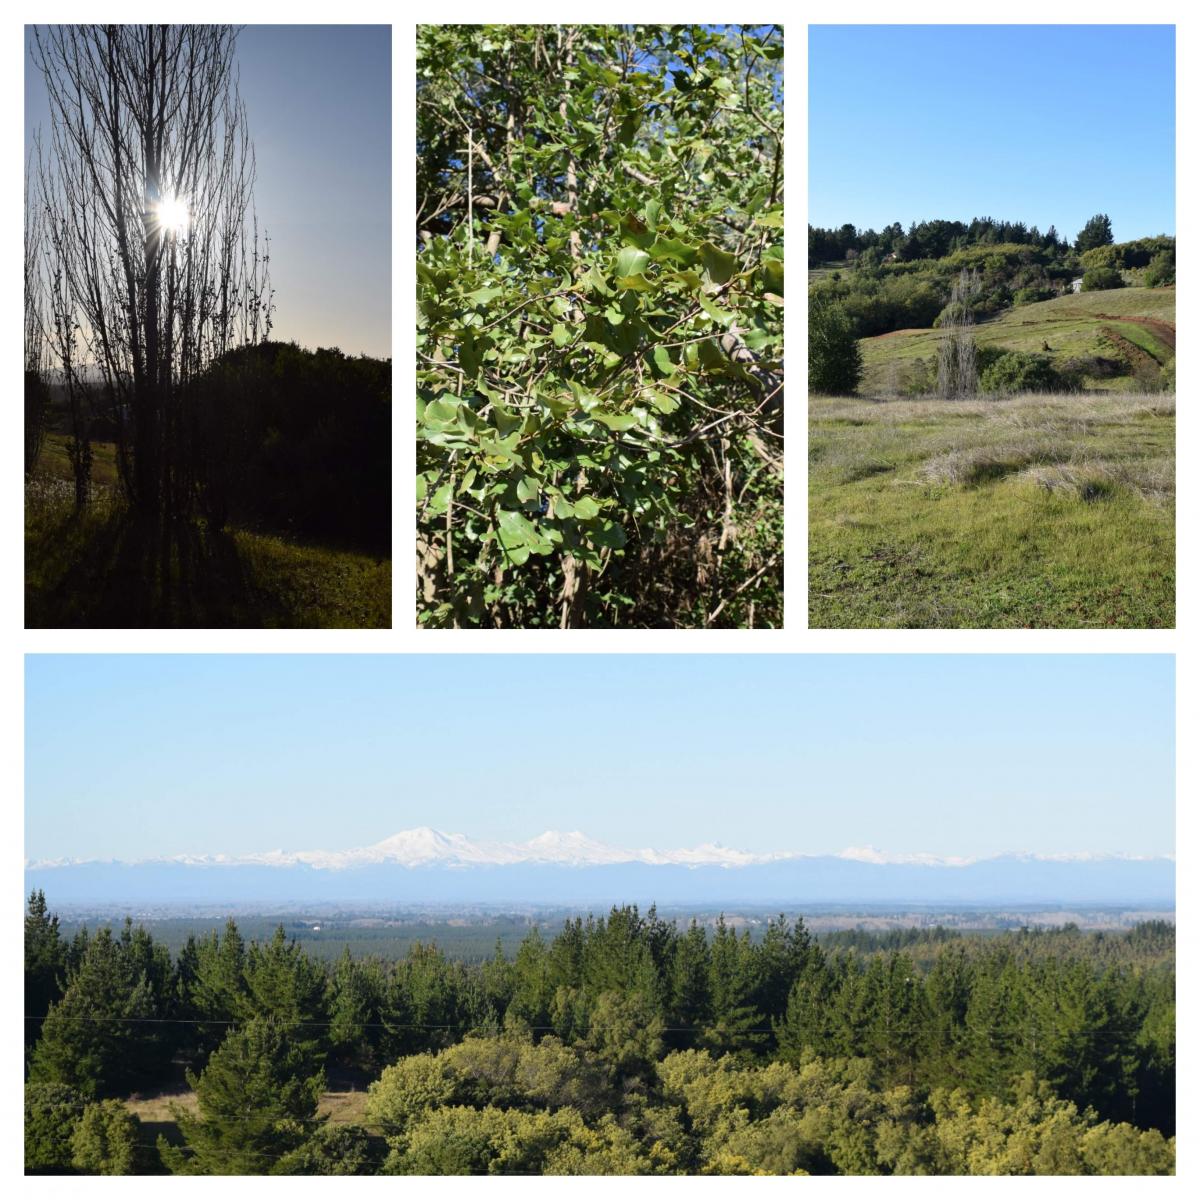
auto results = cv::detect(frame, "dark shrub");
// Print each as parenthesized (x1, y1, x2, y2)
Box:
(1143, 251, 1175, 288)
(979, 350, 1061, 394)
(1081, 267, 1124, 293)
(809, 292, 862, 394)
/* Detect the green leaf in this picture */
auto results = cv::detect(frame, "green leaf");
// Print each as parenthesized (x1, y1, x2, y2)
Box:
(652, 345, 676, 376)
(663, 269, 703, 292)
(615, 274, 654, 292)
(573, 496, 600, 519)
(497, 509, 553, 555)
(648, 238, 699, 265)
(492, 405, 522, 437)
(541, 391, 576, 418)
(568, 381, 602, 413)
(593, 411, 638, 432)
(516, 476, 541, 503)
(698, 242, 739, 285)
(614, 246, 651, 278)
(698, 294, 736, 327)
(590, 519, 628, 549)
(619, 212, 655, 249)
(551, 323, 572, 348)
(761, 256, 784, 295)
(467, 285, 504, 306)
(645, 388, 680, 414)
(423, 398, 460, 426)
(755, 210, 784, 228)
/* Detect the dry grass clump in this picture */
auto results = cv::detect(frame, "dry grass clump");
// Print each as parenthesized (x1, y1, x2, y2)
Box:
(920, 440, 1076, 488)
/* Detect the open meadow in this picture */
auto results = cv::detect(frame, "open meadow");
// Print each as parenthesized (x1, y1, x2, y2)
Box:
(810, 290, 1175, 629)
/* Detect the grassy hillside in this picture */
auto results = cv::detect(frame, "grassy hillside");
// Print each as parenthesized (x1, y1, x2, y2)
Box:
(26, 435, 390, 629)
(810, 391, 1175, 628)
(859, 287, 1175, 393)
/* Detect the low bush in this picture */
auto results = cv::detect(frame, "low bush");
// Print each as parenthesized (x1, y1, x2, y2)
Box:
(979, 350, 1061, 394)
(1081, 267, 1124, 293)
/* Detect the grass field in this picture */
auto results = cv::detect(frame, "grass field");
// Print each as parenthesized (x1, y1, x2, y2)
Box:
(810, 390, 1175, 628)
(859, 287, 1175, 394)
(26, 435, 390, 628)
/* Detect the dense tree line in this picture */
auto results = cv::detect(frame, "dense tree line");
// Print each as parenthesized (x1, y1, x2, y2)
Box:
(808, 215, 1080, 268)
(809, 213, 1174, 346)
(25, 893, 1174, 1175)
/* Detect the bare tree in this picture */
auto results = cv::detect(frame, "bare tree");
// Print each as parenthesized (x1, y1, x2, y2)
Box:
(937, 267, 980, 399)
(24, 147, 50, 477)
(29, 24, 271, 522)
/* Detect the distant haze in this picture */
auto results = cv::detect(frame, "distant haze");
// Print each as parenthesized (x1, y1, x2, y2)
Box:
(24, 826, 1175, 909)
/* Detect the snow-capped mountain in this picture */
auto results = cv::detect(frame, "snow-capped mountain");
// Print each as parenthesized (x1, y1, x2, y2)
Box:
(23, 828, 1174, 909)
(25, 827, 799, 872)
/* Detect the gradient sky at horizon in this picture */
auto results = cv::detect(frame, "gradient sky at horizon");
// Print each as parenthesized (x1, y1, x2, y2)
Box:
(810, 24, 1175, 242)
(24, 25, 391, 359)
(25, 655, 1174, 863)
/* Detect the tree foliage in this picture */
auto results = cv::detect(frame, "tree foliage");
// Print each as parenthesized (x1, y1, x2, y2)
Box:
(23, 897, 1176, 1175)
(160, 1017, 326, 1175)
(808, 292, 861, 395)
(417, 24, 783, 628)
(1075, 213, 1114, 254)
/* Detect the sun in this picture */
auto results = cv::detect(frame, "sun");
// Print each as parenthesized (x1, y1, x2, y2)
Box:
(155, 194, 190, 237)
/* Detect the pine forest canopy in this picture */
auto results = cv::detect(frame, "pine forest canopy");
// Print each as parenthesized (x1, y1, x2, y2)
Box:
(416, 25, 783, 629)
(24, 892, 1175, 1175)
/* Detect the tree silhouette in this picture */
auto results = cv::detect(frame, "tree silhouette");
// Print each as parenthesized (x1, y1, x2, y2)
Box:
(30, 25, 271, 523)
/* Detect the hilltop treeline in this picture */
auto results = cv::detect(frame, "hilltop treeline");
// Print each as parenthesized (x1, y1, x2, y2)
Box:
(809, 216, 1175, 340)
(25, 894, 1174, 1175)
(189, 342, 391, 554)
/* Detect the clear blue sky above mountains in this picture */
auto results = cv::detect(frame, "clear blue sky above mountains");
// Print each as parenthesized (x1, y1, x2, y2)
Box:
(24, 25, 391, 359)
(25, 655, 1174, 863)
(810, 24, 1175, 242)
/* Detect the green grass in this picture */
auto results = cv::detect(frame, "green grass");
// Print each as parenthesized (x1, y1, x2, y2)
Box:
(859, 287, 1175, 393)
(26, 436, 389, 629)
(810, 391, 1175, 628)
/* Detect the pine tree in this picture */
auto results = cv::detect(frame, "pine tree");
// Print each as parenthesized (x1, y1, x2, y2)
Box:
(668, 920, 712, 1045)
(776, 953, 836, 1063)
(1075, 212, 1114, 253)
(25, 890, 65, 1048)
(243, 925, 328, 1064)
(703, 918, 765, 1058)
(188, 919, 249, 1058)
(160, 1017, 326, 1175)
(30, 926, 169, 1097)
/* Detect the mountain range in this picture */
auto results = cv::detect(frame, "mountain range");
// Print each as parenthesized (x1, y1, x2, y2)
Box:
(23, 828, 1175, 908)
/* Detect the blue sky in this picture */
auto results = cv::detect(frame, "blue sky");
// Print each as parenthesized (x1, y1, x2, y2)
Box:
(25, 25, 390, 359)
(810, 25, 1175, 242)
(25, 655, 1174, 863)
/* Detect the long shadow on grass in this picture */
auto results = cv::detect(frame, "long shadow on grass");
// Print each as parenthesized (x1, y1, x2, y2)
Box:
(26, 508, 279, 628)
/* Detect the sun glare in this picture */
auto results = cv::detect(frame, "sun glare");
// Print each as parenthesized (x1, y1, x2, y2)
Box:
(155, 194, 190, 237)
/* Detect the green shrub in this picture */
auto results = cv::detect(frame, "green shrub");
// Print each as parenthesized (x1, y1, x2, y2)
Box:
(1160, 357, 1175, 391)
(1079, 244, 1120, 271)
(71, 1101, 141, 1175)
(1144, 251, 1175, 288)
(809, 292, 862, 394)
(1081, 267, 1124, 293)
(25, 1082, 86, 1174)
(1013, 286, 1053, 306)
(979, 351, 1061, 394)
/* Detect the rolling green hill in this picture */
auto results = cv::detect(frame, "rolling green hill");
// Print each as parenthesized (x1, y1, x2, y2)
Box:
(859, 287, 1175, 394)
